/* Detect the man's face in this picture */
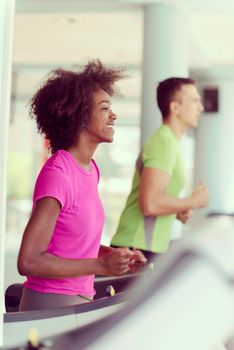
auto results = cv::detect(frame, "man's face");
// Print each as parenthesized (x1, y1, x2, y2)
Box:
(173, 84, 204, 129)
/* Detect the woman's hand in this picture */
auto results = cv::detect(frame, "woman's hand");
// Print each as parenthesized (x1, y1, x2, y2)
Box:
(128, 249, 147, 272)
(98, 247, 146, 276)
(98, 247, 133, 275)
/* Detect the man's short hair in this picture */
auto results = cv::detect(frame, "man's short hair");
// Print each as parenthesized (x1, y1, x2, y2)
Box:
(156, 77, 195, 119)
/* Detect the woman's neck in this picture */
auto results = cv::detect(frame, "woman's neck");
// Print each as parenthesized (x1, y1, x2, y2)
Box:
(67, 133, 98, 171)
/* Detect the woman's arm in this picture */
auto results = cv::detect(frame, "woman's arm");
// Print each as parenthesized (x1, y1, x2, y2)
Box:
(17, 198, 134, 278)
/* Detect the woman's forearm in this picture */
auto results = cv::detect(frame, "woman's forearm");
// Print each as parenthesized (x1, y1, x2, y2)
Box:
(18, 252, 103, 279)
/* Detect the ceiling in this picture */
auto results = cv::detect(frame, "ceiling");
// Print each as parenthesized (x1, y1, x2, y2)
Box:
(13, 11, 143, 66)
(14, 0, 234, 69)
(12, 0, 234, 99)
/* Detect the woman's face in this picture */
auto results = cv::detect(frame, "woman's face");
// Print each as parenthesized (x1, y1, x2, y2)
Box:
(86, 89, 117, 144)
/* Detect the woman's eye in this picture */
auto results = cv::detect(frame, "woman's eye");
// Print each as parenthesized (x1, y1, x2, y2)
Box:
(102, 107, 109, 111)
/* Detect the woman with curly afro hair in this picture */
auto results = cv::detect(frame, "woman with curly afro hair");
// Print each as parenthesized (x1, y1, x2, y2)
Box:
(17, 60, 146, 311)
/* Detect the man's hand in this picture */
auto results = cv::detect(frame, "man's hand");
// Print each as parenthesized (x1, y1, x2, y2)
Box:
(192, 181, 209, 208)
(176, 209, 193, 224)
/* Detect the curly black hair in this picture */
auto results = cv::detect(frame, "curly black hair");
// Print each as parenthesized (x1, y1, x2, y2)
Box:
(30, 60, 125, 153)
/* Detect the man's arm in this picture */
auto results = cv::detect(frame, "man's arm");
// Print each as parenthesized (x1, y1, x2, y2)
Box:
(138, 167, 209, 217)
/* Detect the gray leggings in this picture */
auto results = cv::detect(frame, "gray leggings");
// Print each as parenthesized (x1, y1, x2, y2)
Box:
(19, 287, 93, 311)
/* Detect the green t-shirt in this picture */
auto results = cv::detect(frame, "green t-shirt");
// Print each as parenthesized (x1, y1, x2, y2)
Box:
(111, 124, 185, 253)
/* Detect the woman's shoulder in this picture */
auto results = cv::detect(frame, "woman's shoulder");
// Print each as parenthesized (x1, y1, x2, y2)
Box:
(36, 151, 72, 185)
(44, 150, 73, 171)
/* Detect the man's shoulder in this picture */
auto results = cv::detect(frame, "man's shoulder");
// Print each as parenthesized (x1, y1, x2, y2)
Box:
(144, 126, 173, 150)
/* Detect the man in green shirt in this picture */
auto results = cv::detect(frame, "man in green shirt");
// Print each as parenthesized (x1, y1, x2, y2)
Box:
(111, 77, 209, 258)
